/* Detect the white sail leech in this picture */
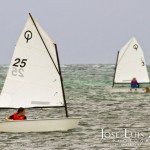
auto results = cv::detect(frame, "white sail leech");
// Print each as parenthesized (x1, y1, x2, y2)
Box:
(0, 16, 64, 108)
(114, 37, 149, 84)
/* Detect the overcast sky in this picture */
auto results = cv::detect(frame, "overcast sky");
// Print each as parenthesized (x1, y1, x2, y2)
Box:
(0, 0, 150, 64)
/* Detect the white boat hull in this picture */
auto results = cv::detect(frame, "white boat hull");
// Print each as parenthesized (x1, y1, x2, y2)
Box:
(111, 87, 147, 93)
(0, 117, 80, 133)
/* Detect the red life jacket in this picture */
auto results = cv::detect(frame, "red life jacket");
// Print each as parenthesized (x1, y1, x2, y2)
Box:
(13, 113, 25, 120)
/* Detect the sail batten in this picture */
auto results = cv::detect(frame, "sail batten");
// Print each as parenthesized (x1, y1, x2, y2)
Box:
(114, 37, 150, 84)
(0, 14, 64, 108)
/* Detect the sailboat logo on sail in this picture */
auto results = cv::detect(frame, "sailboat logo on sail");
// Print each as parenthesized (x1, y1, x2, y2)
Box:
(133, 44, 138, 50)
(24, 30, 32, 43)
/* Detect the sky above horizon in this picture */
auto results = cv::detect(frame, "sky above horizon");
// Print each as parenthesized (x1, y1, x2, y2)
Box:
(0, 0, 150, 64)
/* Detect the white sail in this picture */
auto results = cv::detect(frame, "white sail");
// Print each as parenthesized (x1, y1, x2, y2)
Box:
(114, 37, 149, 83)
(0, 15, 64, 108)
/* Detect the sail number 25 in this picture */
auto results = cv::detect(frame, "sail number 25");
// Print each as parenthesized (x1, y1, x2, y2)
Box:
(12, 58, 27, 77)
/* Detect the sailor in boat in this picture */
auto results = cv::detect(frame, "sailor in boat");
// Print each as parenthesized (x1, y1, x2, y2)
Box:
(130, 77, 139, 91)
(6, 107, 27, 121)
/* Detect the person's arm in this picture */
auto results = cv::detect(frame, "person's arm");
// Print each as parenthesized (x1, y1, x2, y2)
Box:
(5, 115, 14, 121)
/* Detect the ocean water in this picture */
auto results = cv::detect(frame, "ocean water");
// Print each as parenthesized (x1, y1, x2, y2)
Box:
(0, 64, 150, 150)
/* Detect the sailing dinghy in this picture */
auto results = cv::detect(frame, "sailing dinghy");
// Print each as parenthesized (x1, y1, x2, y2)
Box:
(0, 13, 80, 132)
(112, 37, 150, 93)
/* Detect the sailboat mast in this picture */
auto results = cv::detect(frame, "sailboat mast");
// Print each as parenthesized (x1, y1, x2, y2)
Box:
(112, 51, 119, 88)
(54, 44, 69, 117)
